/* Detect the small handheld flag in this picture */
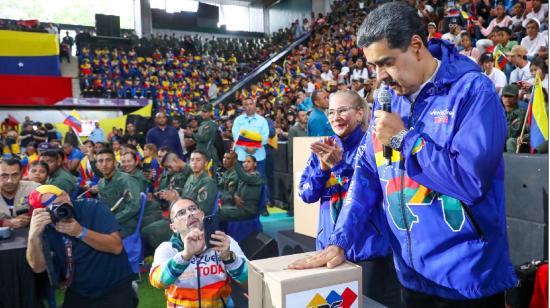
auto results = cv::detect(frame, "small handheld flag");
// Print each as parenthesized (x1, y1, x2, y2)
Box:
(63, 110, 82, 133)
(494, 49, 508, 70)
(235, 129, 262, 148)
(528, 74, 549, 152)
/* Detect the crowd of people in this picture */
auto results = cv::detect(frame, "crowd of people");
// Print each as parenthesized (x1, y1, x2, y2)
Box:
(0, 108, 266, 306)
(76, 27, 297, 111)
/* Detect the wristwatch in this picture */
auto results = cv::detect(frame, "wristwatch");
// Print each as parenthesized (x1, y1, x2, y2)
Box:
(389, 129, 409, 151)
(222, 251, 236, 264)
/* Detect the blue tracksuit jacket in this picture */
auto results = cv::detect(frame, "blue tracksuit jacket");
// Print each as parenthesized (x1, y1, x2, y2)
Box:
(328, 39, 518, 299)
(299, 125, 390, 261)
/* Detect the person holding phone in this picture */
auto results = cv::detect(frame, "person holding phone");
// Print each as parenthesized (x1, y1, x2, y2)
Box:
(150, 198, 248, 308)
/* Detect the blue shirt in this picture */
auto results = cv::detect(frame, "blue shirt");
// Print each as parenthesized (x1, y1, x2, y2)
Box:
(307, 107, 334, 137)
(45, 198, 133, 298)
(88, 128, 105, 143)
(297, 97, 313, 112)
(146, 126, 184, 159)
(232, 113, 269, 161)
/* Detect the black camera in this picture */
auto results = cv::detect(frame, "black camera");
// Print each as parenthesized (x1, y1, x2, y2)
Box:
(48, 203, 74, 223)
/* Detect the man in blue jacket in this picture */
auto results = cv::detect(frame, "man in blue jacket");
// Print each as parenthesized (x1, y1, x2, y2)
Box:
(307, 90, 335, 137)
(290, 2, 517, 306)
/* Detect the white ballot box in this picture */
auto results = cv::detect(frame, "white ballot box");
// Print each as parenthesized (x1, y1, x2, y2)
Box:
(248, 253, 363, 308)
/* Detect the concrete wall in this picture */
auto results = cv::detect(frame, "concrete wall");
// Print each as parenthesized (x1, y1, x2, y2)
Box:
(267, 0, 312, 34)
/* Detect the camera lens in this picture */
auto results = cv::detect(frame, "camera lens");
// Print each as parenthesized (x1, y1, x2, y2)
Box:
(51, 203, 74, 222)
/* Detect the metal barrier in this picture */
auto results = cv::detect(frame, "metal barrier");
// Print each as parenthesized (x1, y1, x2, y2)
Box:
(213, 33, 311, 105)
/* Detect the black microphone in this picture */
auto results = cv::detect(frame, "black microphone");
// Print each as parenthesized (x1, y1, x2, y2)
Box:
(378, 86, 393, 165)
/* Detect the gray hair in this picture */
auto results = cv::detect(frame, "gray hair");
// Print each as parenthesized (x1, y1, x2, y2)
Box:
(329, 90, 370, 130)
(357, 2, 427, 50)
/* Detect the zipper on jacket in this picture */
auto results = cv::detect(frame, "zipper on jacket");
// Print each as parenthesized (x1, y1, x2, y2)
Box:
(460, 202, 485, 240)
(401, 100, 416, 269)
(400, 169, 414, 269)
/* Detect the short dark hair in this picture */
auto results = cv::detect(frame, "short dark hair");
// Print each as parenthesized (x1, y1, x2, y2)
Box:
(311, 90, 322, 103)
(161, 151, 177, 166)
(0, 157, 22, 171)
(245, 155, 257, 162)
(357, 2, 427, 50)
(531, 56, 548, 74)
(120, 151, 137, 161)
(526, 18, 540, 28)
(191, 149, 209, 161)
(497, 27, 512, 36)
(29, 160, 49, 175)
(83, 140, 95, 146)
(97, 148, 115, 158)
(123, 143, 137, 152)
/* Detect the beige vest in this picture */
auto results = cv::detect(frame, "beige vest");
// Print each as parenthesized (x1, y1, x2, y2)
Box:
(0, 180, 39, 219)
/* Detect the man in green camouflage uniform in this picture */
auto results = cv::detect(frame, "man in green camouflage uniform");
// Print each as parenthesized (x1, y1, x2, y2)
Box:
(218, 155, 263, 221)
(95, 149, 142, 238)
(502, 84, 529, 153)
(191, 103, 220, 171)
(180, 150, 218, 215)
(141, 151, 192, 253)
(119, 151, 162, 230)
(40, 150, 76, 196)
(217, 152, 238, 197)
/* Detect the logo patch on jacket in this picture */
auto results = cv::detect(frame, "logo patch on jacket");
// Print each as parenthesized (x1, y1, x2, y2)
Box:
(430, 109, 455, 124)
(385, 176, 465, 232)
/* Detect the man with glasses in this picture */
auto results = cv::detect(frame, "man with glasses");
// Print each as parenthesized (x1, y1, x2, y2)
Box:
(150, 197, 248, 307)
(0, 157, 38, 228)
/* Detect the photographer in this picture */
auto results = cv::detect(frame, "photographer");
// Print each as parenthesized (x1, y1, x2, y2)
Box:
(150, 198, 248, 307)
(25, 185, 136, 307)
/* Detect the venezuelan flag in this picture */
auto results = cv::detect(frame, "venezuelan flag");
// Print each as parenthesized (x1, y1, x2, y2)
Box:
(0, 30, 60, 76)
(494, 49, 508, 70)
(235, 129, 262, 148)
(206, 159, 214, 177)
(64, 110, 82, 133)
(527, 74, 548, 151)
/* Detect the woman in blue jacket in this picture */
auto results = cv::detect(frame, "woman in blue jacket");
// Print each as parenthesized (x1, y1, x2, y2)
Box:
(298, 90, 398, 306)
(300, 90, 390, 259)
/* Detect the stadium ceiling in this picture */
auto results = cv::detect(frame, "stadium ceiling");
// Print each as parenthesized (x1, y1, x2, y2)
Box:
(202, 0, 278, 8)
(203, 0, 257, 6)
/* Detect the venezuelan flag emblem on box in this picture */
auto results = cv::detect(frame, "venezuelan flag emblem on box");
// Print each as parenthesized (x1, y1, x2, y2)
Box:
(0, 30, 60, 76)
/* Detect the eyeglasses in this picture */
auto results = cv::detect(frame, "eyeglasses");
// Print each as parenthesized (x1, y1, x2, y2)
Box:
(327, 106, 357, 119)
(173, 206, 200, 221)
